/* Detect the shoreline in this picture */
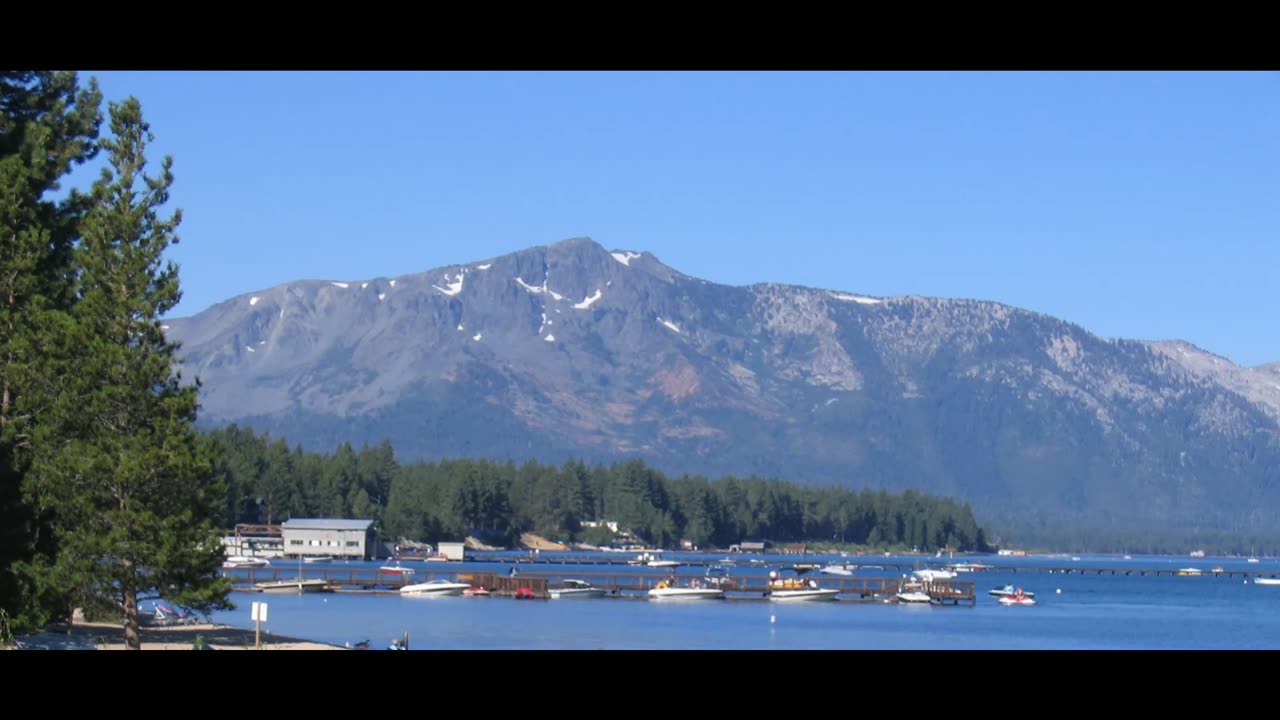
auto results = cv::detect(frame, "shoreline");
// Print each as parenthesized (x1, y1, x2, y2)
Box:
(16, 620, 345, 650)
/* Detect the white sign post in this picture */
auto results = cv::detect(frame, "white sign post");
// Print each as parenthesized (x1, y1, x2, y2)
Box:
(251, 601, 268, 649)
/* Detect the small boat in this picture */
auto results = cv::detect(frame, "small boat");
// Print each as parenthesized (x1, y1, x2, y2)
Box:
(302, 555, 333, 564)
(989, 584, 1036, 599)
(380, 565, 416, 577)
(912, 568, 957, 582)
(998, 589, 1036, 606)
(1176, 568, 1204, 576)
(948, 562, 994, 573)
(463, 586, 492, 597)
(549, 579, 607, 599)
(513, 587, 538, 600)
(222, 556, 270, 568)
(819, 564, 854, 576)
(1254, 577, 1280, 586)
(766, 569, 839, 602)
(702, 565, 738, 590)
(255, 578, 330, 593)
(896, 586, 933, 604)
(648, 579, 724, 600)
(1248, 557, 1261, 564)
(629, 552, 680, 568)
(400, 579, 469, 596)
(771, 586, 839, 602)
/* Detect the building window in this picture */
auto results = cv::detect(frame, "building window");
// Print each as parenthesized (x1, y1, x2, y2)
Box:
(290, 540, 303, 546)
(346, 541, 359, 547)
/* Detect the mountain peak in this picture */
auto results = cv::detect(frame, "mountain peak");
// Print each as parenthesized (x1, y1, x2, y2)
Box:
(162, 237, 1280, 539)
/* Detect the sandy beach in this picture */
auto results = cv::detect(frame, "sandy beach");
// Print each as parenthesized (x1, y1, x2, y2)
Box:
(17, 620, 345, 650)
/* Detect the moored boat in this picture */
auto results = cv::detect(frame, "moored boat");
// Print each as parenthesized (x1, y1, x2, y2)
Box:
(400, 578, 469, 596)
(766, 569, 839, 602)
(895, 579, 933, 604)
(648, 579, 724, 600)
(947, 562, 994, 573)
(549, 579, 608, 599)
(1254, 577, 1280, 586)
(222, 556, 270, 568)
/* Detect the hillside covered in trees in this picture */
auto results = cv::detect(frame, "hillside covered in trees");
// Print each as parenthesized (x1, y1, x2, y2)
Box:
(207, 425, 993, 553)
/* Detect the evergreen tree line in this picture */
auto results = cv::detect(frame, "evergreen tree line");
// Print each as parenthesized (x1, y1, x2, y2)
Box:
(206, 424, 994, 553)
(0, 72, 229, 645)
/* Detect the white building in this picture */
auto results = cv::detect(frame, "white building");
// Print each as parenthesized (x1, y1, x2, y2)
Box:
(282, 518, 375, 559)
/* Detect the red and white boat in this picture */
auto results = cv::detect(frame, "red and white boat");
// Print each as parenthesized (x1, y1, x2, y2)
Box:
(379, 564, 416, 577)
(463, 586, 492, 597)
(998, 589, 1037, 606)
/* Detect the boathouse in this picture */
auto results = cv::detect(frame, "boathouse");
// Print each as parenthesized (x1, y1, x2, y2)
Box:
(282, 518, 375, 560)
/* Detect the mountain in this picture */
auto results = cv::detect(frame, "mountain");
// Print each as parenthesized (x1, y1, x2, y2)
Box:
(164, 237, 1280, 536)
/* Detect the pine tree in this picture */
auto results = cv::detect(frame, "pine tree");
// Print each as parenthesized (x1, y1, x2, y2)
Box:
(0, 71, 101, 629)
(19, 96, 231, 649)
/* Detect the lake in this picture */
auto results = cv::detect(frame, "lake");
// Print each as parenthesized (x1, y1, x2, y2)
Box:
(207, 552, 1280, 650)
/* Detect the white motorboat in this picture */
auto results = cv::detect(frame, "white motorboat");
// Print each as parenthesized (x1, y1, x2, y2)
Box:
(819, 564, 854, 576)
(998, 591, 1037, 606)
(648, 579, 724, 600)
(912, 568, 957, 581)
(400, 579, 470, 596)
(947, 562, 994, 573)
(896, 581, 932, 604)
(629, 552, 680, 568)
(222, 556, 270, 568)
(302, 555, 333, 564)
(770, 587, 839, 602)
(1253, 577, 1280, 586)
(549, 579, 608, 599)
(766, 568, 839, 601)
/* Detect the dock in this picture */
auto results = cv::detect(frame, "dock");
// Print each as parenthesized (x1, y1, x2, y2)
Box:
(219, 567, 977, 604)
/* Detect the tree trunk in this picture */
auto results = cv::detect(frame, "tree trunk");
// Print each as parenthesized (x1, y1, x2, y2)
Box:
(123, 586, 140, 650)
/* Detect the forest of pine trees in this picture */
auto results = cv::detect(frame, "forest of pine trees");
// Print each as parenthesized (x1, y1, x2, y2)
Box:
(206, 424, 994, 553)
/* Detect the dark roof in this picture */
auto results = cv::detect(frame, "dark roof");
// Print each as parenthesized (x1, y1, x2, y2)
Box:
(282, 518, 374, 531)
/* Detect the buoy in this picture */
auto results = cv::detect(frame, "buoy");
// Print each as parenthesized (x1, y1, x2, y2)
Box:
(1056, 588, 1062, 594)
(770, 615, 776, 624)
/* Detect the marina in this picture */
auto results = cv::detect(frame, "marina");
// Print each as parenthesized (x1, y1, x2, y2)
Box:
(198, 555, 1280, 650)
(219, 565, 979, 604)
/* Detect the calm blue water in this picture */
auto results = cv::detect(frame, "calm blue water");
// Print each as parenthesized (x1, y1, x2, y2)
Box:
(207, 552, 1280, 649)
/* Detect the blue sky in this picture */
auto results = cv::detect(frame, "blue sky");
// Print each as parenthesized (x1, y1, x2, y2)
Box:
(75, 71, 1280, 366)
